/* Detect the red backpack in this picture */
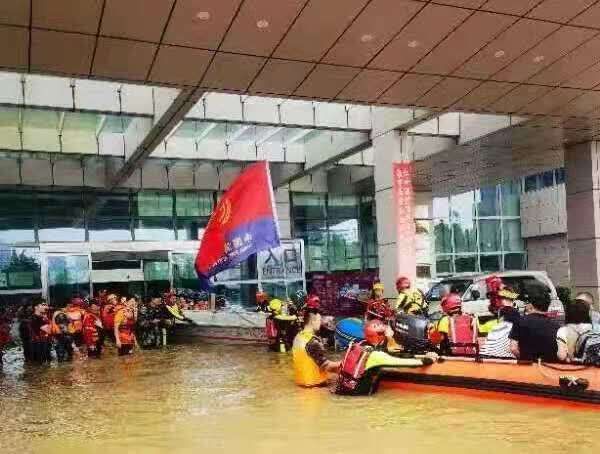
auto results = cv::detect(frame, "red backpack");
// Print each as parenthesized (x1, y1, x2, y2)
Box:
(335, 341, 373, 394)
(448, 314, 478, 356)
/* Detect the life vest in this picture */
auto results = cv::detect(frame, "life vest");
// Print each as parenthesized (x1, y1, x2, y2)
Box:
(335, 341, 373, 394)
(292, 329, 329, 387)
(448, 314, 478, 356)
(65, 306, 84, 335)
(395, 290, 428, 316)
(265, 316, 278, 340)
(50, 311, 69, 336)
(101, 304, 122, 332)
(82, 312, 102, 347)
(115, 309, 136, 345)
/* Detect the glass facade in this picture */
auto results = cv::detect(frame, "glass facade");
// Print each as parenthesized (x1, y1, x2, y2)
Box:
(523, 167, 565, 192)
(433, 181, 526, 275)
(291, 193, 377, 273)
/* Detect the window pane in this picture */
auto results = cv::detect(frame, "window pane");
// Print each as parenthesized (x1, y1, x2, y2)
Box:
(524, 175, 538, 192)
(0, 192, 35, 217)
(171, 253, 198, 290)
(87, 193, 131, 241)
(134, 217, 174, 241)
(477, 187, 499, 217)
(37, 193, 85, 242)
(455, 255, 478, 273)
(479, 220, 501, 252)
(433, 197, 450, 219)
(504, 253, 526, 270)
(452, 223, 477, 253)
(90, 193, 130, 217)
(176, 218, 207, 241)
(480, 254, 501, 272)
(47, 255, 91, 306)
(135, 191, 173, 217)
(329, 219, 361, 271)
(434, 220, 452, 254)
(0, 217, 35, 243)
(176, 192, 213, 217)
(503, 219, 524, 252)
(501, 181, 520, 217)
(0, 247, 42, 290)
(555, 168, 566, 185)
(541, 170, 554, 188)
(328, 195, 358, 219)
(292, 194, 326, 219)
(88, 218, 132, 241)
(436, 255, 452, 274)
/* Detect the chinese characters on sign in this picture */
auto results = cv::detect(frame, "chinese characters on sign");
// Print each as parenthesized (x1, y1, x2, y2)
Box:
(392, 162, 416, 283)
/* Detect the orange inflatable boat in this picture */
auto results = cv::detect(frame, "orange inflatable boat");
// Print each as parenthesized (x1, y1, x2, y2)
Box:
(380, 357, 600, 405)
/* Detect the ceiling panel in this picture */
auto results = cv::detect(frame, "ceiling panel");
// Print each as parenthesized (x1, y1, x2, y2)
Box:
(378, 73, 442, 105)
(518, 87, 583, 114)
(481, 0, 544, 15)
(149, 46, 213, 86)
(527, 0, 596, 23)
(221, 0, 306, 56)
(369, 4, 469, 71)
(562, 61, 600, 89)
(101, 0, 175, 42)
(413, 12, 516, 75)
(336, 69, 399, 103)
(489, 84, 553, 112)
(92, 37, 157, 81)
(249, 58, 314, 95)
(163, 0, 242, 49)
(435, 0, 486, 7)
(529, 35, 600, 86)
(202, 52, 265, 91)
(570, 2, 600, 27)
(452, 81, 516, 111)
(493, 26, 597, 82)
(417, 77, 480, 108)
(0, 26, 28, 70)
(274, 0, 368, 62)
(323, 0, 423, 67)
(558, 91, 600, 116)
(33, 0, 103, 34)
(0, 0, 30, 27)
(294, 64, 360, 99)
(31, 29, 95, 75)
(453, 19, 558, 79)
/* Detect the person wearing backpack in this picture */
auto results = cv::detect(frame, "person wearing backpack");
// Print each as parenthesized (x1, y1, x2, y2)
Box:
(556, 299, 593, 362)
(430, 293, 478, 356)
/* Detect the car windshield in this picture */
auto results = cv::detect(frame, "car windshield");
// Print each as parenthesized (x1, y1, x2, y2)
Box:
(427, 280, 472, 301)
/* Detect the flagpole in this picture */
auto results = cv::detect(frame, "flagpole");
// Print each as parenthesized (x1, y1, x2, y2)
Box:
(209, 293, 216, 312)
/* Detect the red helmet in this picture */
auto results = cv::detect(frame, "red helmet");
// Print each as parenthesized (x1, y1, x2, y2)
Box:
(441, 293, 462, 314)
(364, 319, 387, 346)
(485, 275, 504, 294)
(256, 292, 268, 304)
(396, 276, 410, 290)
(306, 295, 320, 310)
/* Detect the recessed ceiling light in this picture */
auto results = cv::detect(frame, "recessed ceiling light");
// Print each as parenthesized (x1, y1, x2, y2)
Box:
(195, 11, 210, 21)
(494, 50, 505, 58)
(533, 55, 545, 63)
(407, 40, 419, 48)
(256, 19, 269, 29)
(360, 34, 374, 43)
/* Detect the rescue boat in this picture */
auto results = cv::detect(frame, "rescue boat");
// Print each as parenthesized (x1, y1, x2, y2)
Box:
(380, 357, 600, 405)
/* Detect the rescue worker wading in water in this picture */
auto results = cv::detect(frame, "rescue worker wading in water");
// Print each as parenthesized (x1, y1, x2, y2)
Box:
(114, 297, 138, 356)
(394, 277, 427, 316)
(335, 319, 434, 395)
(292, 306, 340, 387)
(82, 299, 104, 358)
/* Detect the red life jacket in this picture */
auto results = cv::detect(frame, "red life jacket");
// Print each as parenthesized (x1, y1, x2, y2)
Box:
(265, 317, 278, 340)
(335, 341, 372, 394)
(82, 312, 102, 347)
(448, 314, 478, 356)
(116, 310, 136, 345)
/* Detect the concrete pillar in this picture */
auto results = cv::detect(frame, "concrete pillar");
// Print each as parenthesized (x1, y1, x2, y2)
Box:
(373, 129, 454, 297)
(565, 141, 600, 305)
(275, 187, 292, 240)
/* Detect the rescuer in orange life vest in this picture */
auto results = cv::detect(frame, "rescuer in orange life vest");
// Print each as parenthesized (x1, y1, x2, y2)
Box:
(430, 293, 478, 356)
(64, 296, 87, 347)
(114, 297, 138, 356)
(82, 298, 104, 358)
(292, 305, 340, 387)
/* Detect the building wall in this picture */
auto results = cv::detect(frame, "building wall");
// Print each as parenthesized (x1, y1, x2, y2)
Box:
(525, 234, 570, 287)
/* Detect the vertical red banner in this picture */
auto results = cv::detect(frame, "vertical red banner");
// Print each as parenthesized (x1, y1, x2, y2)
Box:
(392, 162, 416, 283)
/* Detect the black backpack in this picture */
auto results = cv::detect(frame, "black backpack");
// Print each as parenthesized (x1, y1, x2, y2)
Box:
(575, 330, 600, 366)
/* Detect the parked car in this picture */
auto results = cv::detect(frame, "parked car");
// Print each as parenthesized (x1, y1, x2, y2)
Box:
(426, 271, 564, 320)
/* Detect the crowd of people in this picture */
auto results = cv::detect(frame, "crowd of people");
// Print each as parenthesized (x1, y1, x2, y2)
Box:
(0, 289, 189, 367)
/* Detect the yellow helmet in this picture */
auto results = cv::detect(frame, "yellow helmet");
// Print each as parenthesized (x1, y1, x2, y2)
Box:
(373, 283, 384, 292)
(268, 299, 283, 315)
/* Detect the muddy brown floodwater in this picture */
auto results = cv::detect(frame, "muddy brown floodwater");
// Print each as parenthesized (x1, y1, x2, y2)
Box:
(1, 343, 600, 454)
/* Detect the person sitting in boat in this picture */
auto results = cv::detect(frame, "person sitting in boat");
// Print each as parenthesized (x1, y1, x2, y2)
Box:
(335, 319, 434, 395)
(477, 275, 508, 335)
(430, 293, 478, 356)
(556, 298, 593, 363)
(394, 277, 427, 316)
(365, 282, 395, 322)
(479, 288, 520, 359)
(509, 288, 559, 362)
(292, 306, 340, 387)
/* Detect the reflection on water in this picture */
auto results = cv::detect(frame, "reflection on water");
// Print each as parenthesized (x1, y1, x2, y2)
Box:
(1, 344, 599, 454)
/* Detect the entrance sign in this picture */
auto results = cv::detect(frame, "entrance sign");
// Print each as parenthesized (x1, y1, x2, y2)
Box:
(257, 240, 304, 281)
(195, 161, 280, 288)
(392, 162, 416, 283)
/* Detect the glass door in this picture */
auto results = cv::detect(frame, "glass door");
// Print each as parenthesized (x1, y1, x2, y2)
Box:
(43, 253, 92, 306)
